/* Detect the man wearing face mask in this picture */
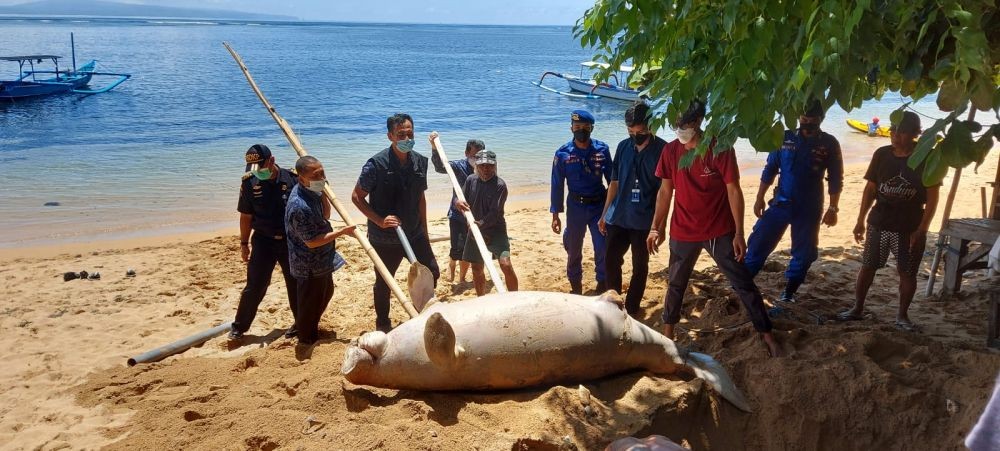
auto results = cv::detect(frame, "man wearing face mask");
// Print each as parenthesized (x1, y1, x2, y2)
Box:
(230, 144, 299, 341)
(352, 113, 440, 332)
(598, 102, 666, 316)
(551, 109, 613, 295)
(429, 132, 483, 283)
(744, 100, 843, 303)
(285, 156, 355, 346)
(647, 100, 782, 358)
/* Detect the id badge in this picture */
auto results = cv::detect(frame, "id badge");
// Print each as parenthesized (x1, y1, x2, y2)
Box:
(631, 188, 640, 203)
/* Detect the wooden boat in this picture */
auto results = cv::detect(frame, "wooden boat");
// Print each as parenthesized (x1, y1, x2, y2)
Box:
(532, 61, 645, 102)
(0, 34, 130, 100)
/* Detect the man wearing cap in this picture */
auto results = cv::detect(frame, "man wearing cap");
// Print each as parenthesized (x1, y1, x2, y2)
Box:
(868, 117, 881, 137)
(429, 131, 483, 283)
(836, 111, 940, 332)
(230, 144, 299, 341)
(352, 113, 440, 332)
(744, 101, 844, 304)
(598, 101, 666, 317)
(455, 150, 519, 296)
(550, 109, 612, 294)
(285, 156, 356, 345)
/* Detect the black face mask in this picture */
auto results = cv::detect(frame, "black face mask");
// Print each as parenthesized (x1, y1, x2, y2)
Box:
(573, 129, 591, 142)
(800, 123, 820, 134)
(631, 133, 650, 146)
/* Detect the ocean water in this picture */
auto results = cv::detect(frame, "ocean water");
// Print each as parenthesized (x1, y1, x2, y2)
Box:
(0, 18, 981, 247)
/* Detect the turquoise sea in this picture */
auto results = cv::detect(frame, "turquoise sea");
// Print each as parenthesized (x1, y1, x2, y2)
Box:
(0, 18, 979, 248)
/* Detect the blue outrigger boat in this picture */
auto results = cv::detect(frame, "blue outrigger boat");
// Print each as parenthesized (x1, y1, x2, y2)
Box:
(533, 61, 645, 102)
(0, 33, 130, 100)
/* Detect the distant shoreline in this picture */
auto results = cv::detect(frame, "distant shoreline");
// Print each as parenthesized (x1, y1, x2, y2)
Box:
(0, 16, 575, 28)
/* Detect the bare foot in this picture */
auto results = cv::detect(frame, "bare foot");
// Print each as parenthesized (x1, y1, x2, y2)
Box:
(662, 323, 675, 340)
(762, 333, 784, 358)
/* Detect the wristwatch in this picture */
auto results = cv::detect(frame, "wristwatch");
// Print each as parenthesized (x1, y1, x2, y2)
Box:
(827, 206, 839, 213)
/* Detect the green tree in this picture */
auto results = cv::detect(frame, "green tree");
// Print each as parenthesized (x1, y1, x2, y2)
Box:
(576, 0, 998, 183)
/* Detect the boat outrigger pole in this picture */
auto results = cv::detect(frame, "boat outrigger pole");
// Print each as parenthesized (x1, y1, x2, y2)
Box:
(70, 32, 76, 73)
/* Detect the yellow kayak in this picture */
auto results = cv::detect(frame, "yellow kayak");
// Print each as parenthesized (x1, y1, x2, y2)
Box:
(847, 118, 890, 137)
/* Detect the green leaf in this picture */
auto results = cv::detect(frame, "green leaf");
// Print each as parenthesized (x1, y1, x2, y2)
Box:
(970, 72, 995, 111)
(921, 149, 949, 186)
(937, 78, 965, 111)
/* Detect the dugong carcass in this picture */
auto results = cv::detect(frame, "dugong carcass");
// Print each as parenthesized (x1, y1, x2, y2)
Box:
(342, 291, 751, 411)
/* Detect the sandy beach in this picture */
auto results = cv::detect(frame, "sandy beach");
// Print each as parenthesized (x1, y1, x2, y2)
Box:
(1, 156, 998, 450)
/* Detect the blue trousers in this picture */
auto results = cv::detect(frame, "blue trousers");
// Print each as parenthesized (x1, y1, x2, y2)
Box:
(745, 202, 821, 285)
(563, 200, 606, 284)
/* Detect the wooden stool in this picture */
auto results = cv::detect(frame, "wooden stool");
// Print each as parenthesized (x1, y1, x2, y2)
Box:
(990, 281, 1000, 349)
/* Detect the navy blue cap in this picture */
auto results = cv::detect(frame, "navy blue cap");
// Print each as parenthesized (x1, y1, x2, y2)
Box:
(571, 109, 595, 124)
(245, 144, 272, 171)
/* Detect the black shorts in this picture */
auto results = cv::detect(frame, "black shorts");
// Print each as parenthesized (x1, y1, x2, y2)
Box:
(862, 226, 925, 275)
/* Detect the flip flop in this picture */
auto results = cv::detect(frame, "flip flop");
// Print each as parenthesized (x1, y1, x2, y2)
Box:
(834, 310, 865, 322)
(894, 320, 919, 333)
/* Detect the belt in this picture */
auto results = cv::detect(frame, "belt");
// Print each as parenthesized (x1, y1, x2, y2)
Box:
(569, 192, 605, 205)
(255, 233, 285, 240)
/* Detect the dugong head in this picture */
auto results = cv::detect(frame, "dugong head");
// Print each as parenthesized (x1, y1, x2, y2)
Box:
(341, 331, 388, 382)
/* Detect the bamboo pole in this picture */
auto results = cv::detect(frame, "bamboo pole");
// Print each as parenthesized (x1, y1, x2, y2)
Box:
(431, 136, 508, 292)
(925, 108, 976, 296)
(223, 42, 417, 319)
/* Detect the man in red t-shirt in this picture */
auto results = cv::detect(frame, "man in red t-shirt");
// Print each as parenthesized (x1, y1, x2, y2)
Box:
(647, 101, 782, 357)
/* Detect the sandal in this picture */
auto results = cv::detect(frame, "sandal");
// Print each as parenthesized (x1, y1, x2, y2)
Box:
(894, 320, 919, 333)
(834, 310, 865, 322)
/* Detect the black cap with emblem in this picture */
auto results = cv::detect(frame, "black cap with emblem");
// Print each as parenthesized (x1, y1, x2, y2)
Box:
(245, 144, 273, 171)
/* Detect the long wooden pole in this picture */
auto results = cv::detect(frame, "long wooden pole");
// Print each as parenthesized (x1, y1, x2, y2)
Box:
(223, 42, 418, 319)
(432, 136, 507, 292)
(925, 108, 976, 296)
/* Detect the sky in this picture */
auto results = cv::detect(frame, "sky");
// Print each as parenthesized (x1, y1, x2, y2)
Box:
(0, 0, 598, 25)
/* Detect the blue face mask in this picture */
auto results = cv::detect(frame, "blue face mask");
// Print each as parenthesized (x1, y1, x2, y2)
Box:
(251, 167, 272, 180)
(396, 138, 415, 153)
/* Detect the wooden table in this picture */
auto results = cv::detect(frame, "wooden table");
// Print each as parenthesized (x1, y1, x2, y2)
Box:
(990, 280, 1000, 349)
(940, 218, 1000, 295)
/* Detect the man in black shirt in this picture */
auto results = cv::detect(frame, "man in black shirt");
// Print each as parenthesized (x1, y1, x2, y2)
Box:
(836, 112, 940, 331)
(455, 150, 519, 296)
(352, 113, 440, 332)
(231, 144, 299, 340)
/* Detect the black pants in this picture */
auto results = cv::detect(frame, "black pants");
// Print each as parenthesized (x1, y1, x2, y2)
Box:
(233, 234, 298, 333)
(604, 224, 650, 315)
(294, 273, 334, 344)
(372, 232, 440, 328)
(663, 233, 772, 332)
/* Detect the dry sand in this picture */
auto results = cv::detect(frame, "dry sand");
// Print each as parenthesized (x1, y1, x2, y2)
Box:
(1, 156, 999, 451)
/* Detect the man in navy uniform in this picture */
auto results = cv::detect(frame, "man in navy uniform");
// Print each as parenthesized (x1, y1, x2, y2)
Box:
(550, 109, 612, 294)
(352, 113, 440, 332)
(744, 101, 843, 303)
(231, 144, 299, 340)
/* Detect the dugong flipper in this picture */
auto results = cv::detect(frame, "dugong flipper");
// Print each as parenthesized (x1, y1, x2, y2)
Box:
(343, 291, 751, 412)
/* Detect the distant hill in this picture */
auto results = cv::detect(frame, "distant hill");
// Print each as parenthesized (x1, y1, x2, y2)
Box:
(0, 0, 298, 21)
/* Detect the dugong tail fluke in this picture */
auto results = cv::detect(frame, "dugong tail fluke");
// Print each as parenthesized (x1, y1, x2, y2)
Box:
(684, 351, 752, 412)
(342, 291, 752, 413)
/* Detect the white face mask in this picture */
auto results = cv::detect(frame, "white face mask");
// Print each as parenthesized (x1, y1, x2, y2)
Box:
(467, 156, 477, 167)
(306, 178, 327, 194)
(676, 127, 697, 144)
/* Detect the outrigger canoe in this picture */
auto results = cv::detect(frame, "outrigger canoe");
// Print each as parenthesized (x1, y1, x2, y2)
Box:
(532, 61, 645, 102)
(0, 33, 130, 100)
(846, 118, 890, 137)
